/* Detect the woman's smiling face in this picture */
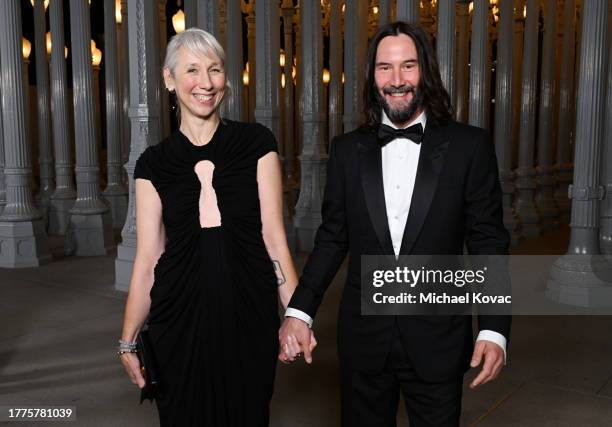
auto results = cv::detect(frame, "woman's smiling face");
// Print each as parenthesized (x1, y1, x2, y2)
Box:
(164, 46, 226, 121)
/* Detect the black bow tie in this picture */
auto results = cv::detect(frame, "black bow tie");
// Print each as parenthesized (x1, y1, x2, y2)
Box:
(377, 123, 424, 146)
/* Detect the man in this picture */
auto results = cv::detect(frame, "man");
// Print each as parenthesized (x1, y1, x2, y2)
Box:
(279, 22, 510, 426)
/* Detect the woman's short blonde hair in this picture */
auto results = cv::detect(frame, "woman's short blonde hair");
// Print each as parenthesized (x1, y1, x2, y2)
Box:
(163, 28, 232, 109)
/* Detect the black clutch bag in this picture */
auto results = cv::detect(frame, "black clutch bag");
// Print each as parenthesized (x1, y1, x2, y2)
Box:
(137, 329, 161, 403)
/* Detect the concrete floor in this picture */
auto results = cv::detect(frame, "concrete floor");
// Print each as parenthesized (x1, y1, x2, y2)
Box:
(2, 227, 612, 426)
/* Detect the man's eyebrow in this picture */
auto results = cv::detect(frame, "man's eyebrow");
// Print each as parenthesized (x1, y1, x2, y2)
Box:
(375, 59, 418, 66)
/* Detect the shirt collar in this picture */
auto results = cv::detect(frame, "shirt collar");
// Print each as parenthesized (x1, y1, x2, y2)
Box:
(381, 110, 427, 132)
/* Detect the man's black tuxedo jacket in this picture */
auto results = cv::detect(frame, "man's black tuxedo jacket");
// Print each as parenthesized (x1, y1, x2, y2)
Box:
(289, 119, 511, 382)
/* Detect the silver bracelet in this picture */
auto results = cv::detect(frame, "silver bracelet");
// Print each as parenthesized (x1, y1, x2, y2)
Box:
(118, 339, 137, 350)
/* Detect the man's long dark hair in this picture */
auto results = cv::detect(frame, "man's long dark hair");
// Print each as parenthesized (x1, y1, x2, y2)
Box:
(363, 21, 453, 128)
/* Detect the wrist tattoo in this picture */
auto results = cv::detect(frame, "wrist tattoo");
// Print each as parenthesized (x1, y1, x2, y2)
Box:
(272, 260, 286, 286)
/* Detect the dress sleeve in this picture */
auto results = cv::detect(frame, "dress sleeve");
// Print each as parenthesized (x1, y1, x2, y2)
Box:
(253, 124, 279, 160)
(134, 148, 154, 182)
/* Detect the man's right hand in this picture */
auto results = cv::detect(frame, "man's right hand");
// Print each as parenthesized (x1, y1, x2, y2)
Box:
(278, 317, 316, 364)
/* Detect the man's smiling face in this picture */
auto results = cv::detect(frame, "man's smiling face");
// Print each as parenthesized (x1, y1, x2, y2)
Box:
(374, 33, 423, 126)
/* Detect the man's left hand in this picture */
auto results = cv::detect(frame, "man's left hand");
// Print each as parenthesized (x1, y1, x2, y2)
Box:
(469, 340, 505, 389)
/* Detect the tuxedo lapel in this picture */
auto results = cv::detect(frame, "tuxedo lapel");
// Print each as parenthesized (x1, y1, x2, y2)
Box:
(399, 124, 450, 254)
(359, 134, 394, 254)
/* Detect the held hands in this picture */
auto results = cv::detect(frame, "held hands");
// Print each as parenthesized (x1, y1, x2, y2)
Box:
(469, 340, 505, 389)
(120, 352, 146, 389)
(278, 317, 317, 364)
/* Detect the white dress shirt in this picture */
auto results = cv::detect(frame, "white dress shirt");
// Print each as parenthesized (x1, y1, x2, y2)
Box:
(381, 111, 425, 257)
(286, 111, 507, 362)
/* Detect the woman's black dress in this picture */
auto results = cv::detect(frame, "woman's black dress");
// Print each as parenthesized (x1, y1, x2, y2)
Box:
(133, 120, 280, 426)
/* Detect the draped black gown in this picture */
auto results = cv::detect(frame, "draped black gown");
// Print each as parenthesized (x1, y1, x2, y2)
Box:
(133, 120, 280, 427)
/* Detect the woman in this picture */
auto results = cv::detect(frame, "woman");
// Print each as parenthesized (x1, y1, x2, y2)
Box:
(118, 28, 312, 426)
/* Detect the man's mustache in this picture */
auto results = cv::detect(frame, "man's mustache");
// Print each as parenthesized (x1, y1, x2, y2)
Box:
(382, 85, 416, 95)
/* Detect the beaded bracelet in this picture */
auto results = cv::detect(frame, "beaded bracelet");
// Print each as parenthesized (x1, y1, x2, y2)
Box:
(117, 348, 139, 357)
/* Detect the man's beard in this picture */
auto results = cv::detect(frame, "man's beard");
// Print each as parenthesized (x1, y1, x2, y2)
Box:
(376, 84, 424, 125)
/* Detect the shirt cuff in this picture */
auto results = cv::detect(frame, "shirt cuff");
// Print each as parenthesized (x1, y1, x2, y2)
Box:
(284, 308, 313, 328)
(476, 330, 507, 364)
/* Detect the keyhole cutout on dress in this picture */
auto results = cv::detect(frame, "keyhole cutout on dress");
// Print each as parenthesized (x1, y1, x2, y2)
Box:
(194, 160, 222, 228)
